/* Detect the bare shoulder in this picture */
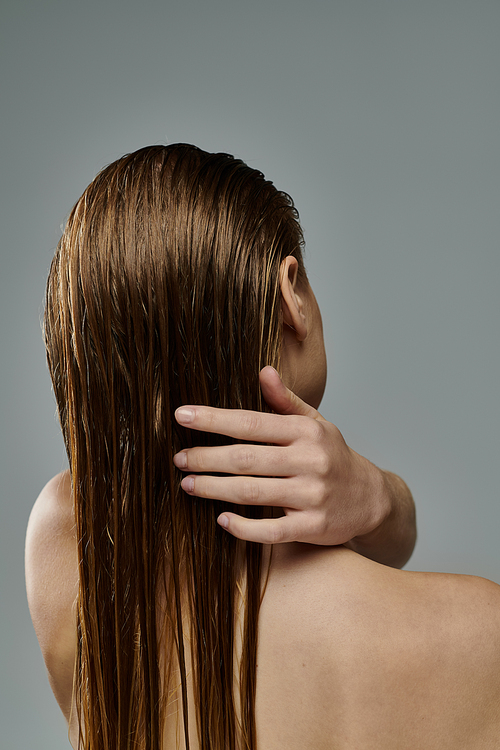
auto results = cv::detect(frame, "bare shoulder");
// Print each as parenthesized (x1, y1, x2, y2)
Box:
(275, 545, 500, 673)
(403, 567, 500, 695)
(259, 545, 500, 749)
(376, 563, 500, 746)
(387, 563, 500, 665)
(25, 470, 77, 720)
(25, 470, 77, 605)
(268, 542, 500, 640)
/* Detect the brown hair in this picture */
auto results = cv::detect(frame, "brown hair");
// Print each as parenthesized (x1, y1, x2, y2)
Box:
(44, 144, 305, 750)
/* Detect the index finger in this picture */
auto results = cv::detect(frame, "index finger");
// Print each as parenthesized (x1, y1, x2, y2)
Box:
(174, 405, 305, 444)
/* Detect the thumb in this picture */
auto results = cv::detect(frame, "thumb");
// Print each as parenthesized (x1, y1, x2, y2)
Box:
(259, 366, 324, 420)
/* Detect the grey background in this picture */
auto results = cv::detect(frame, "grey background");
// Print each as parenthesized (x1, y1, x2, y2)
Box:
(1, 0, 499, 747)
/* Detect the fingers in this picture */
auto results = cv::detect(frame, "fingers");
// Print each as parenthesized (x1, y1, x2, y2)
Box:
(173, 443, 296, 477)
(180, 474, 303, 509)
(217, 511, 317, 545)
(175, 404, 303, 444)
(259, 366, 323, 420)
(174, 368, 325, 443)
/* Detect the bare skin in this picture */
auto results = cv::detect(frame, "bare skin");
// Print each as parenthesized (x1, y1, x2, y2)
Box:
(26, 473, 500, 749)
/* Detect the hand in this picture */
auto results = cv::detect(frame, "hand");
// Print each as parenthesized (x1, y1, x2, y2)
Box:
(173, 367, 415, 565)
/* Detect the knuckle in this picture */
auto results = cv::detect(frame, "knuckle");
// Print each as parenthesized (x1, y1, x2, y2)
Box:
(306, 419, 324, 443)
(235, 447, 256, 473)
(310, 478, 327, 508)
(242, 479, 260, 504)
(312, 450, 331, 479)
(205, 409, 217, 430)
(239, 411, 262, 438)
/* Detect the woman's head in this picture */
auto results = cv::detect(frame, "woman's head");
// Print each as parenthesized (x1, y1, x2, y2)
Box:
(43, 144, 313, 750)
(46, 143, 309, 459)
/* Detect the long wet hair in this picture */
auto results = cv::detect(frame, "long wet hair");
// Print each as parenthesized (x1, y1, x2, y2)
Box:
(44, 144, 305, 750)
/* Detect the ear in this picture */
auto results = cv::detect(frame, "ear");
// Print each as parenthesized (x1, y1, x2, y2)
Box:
(279, 256, 307, 342)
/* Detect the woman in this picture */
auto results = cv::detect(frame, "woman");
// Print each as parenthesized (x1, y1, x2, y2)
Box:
(26, 144, 500, 749)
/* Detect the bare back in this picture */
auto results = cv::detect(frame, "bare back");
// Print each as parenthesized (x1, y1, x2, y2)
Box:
(26, 473, 500, 749)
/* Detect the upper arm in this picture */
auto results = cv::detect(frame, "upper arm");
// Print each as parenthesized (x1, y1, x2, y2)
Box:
(25, 471, 78, 720)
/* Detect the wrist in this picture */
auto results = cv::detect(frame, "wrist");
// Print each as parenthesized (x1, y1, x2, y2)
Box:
(351, 451, 391, 539)
(345, 456, 393, 557)
(347, 466, 416, 568)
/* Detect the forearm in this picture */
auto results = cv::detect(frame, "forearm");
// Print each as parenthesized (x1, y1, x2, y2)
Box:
(346, 466, 416, 569)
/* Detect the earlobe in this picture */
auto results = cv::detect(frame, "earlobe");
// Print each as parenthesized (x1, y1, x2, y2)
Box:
(280, 256, 307, 341)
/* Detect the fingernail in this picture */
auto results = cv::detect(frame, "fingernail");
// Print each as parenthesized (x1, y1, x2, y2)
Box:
(173, 452, 187, 469)
(176, 407, 194, 424)
(218, 514, 229, 529)
(181, 476, 195, 493)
